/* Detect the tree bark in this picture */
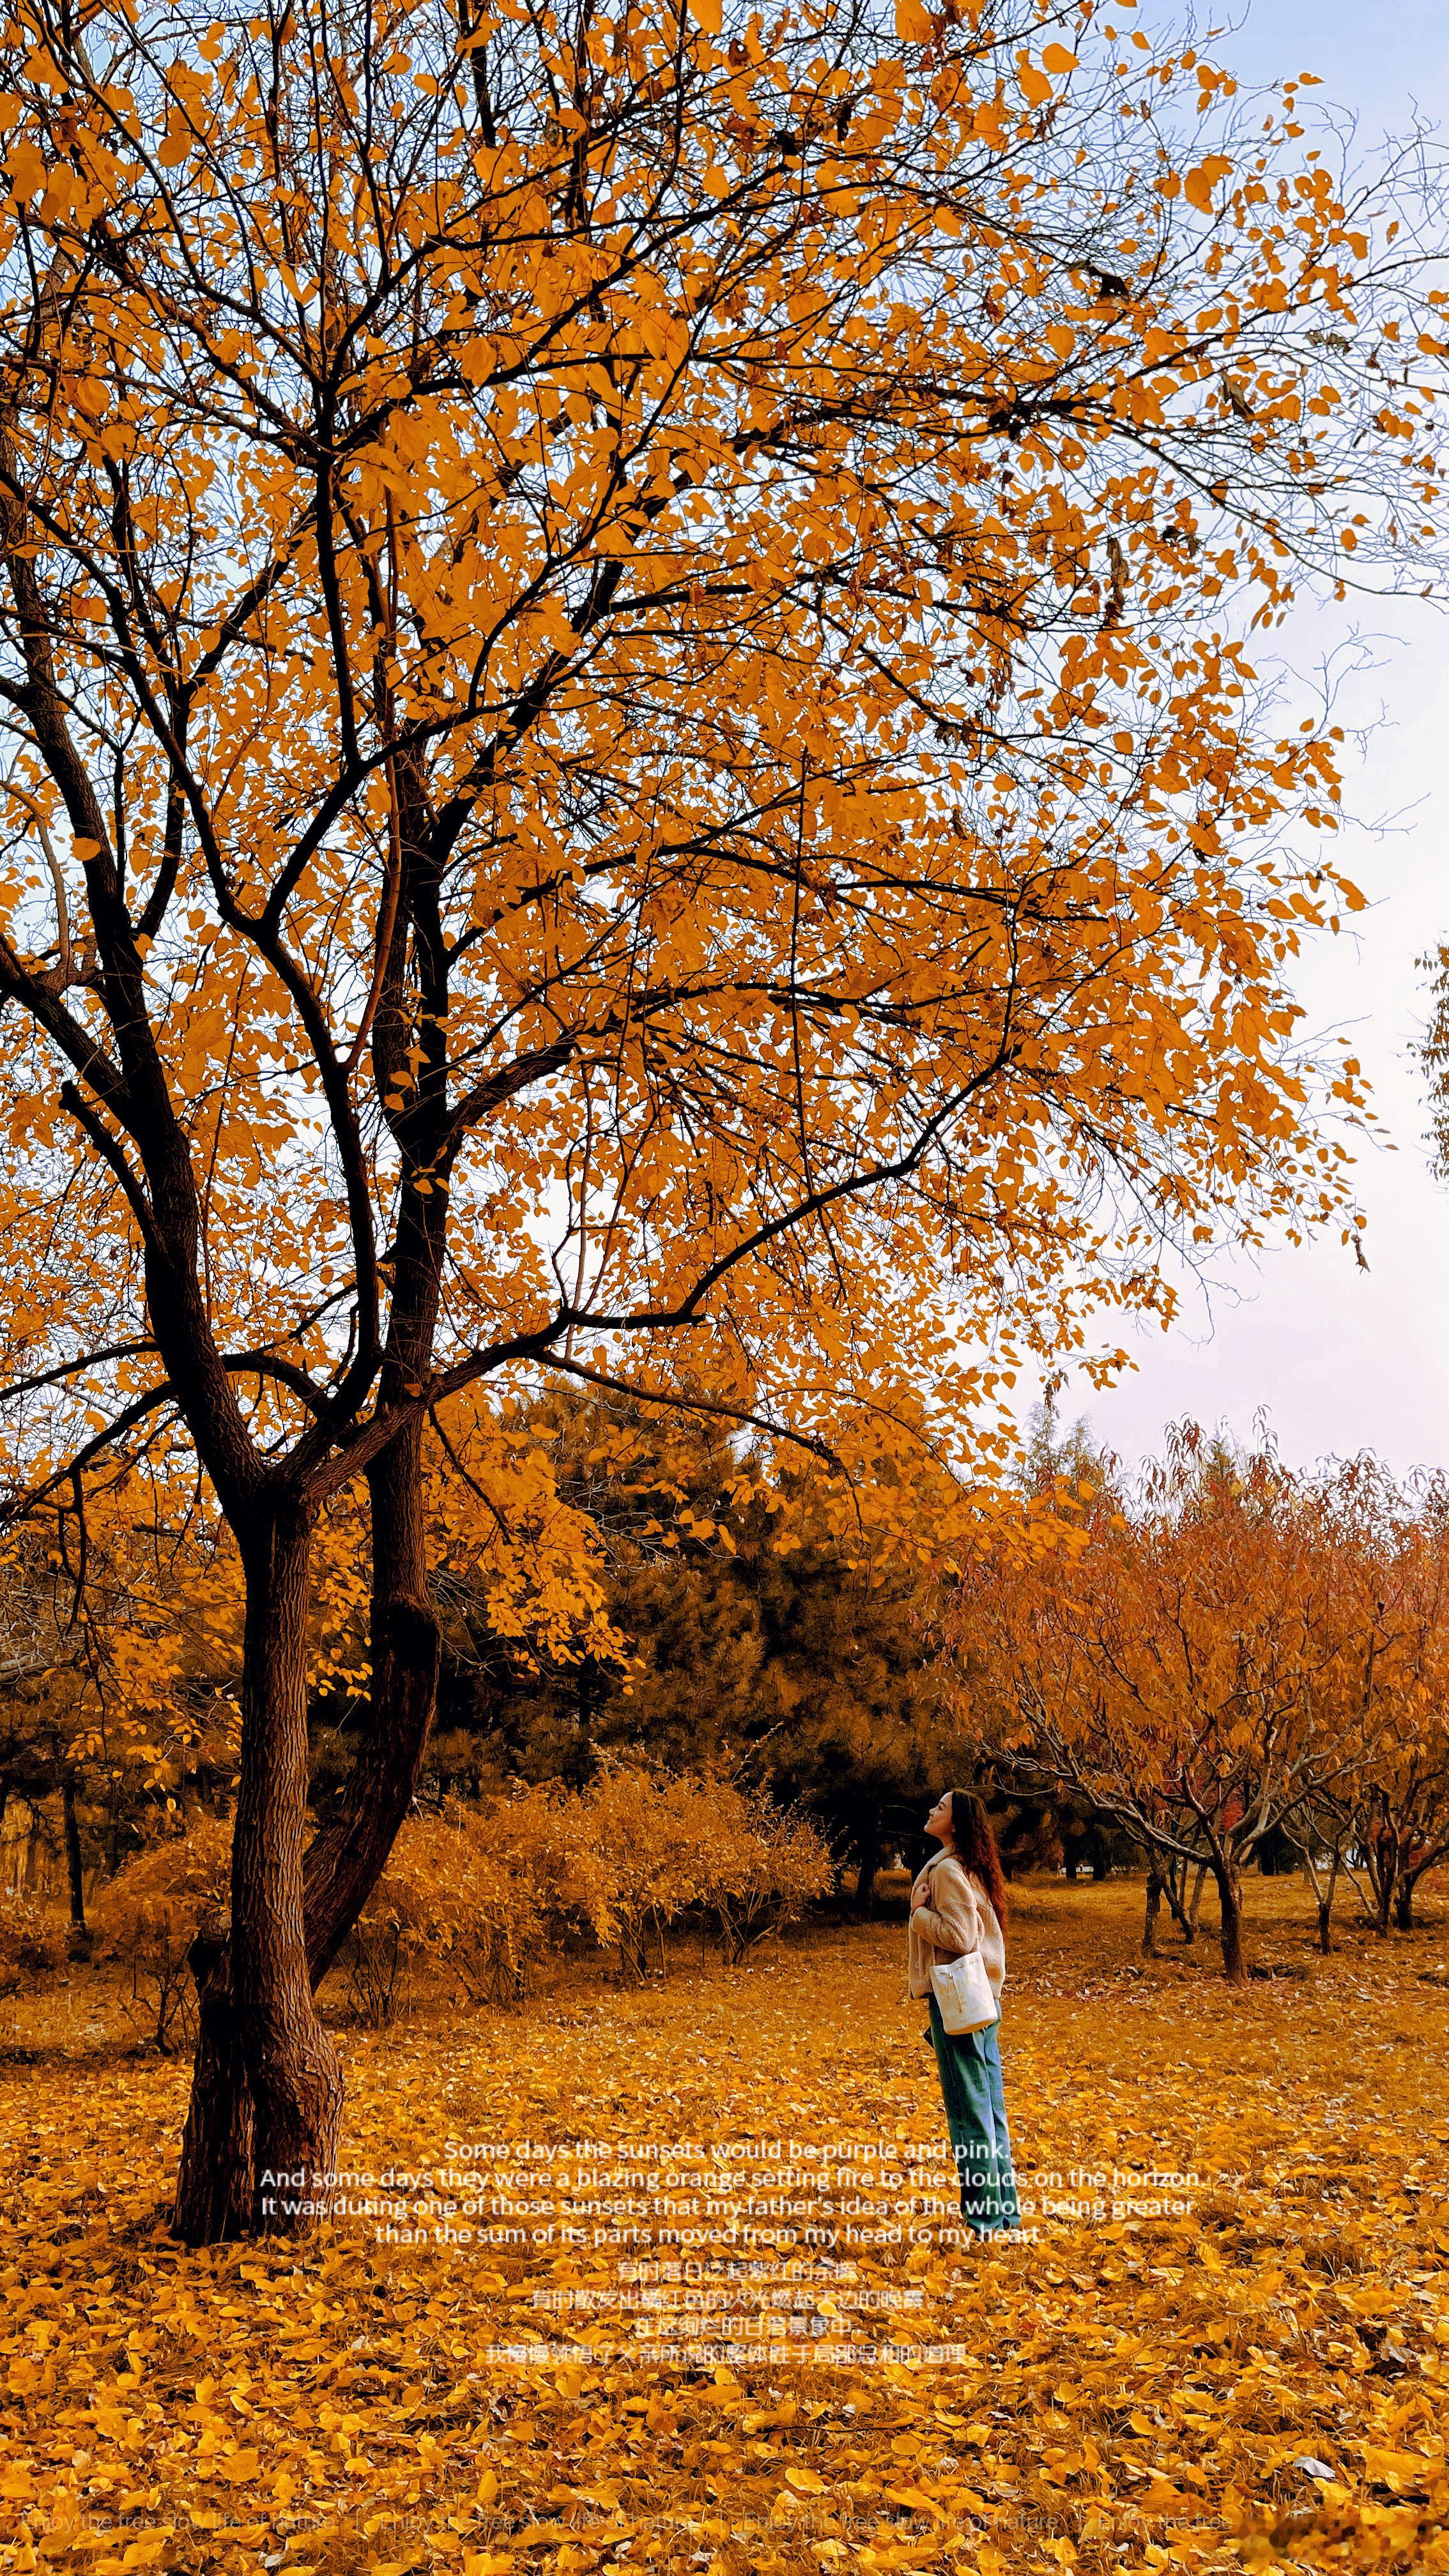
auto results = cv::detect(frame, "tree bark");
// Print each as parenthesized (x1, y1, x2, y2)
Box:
(173, 1924, 256, 2242)
(21, 1804, 40, 1891)
(61, 1773, 86, 1932)
(1142, 1866, 1163, 1954)
(1361, 1805, 1397, 1933)
(174, 1298, 444, 2240)
(174, 1496, 343, 2241)
(1215, 1860, 1246, 1983)
(1394, 1874, 1414, 1932)
(302, 1416, 441, 1984)
(1161, 1859, 1195, 1943)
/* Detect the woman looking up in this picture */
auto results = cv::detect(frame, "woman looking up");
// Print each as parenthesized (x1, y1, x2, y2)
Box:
(908, 1789, 1021, 2237)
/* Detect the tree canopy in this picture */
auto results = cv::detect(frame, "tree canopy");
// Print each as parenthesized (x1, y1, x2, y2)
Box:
(0, 0, 1441, 1515)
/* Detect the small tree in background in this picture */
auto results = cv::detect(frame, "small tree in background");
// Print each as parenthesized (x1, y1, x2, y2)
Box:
(1356, 1719, 1449, 1934)
(958, 1434, 1443, 1979)
(332, 1766, 832, 2018)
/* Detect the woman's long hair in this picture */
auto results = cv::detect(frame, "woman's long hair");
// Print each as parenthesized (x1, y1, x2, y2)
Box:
(947, 1790, 1008, 1926)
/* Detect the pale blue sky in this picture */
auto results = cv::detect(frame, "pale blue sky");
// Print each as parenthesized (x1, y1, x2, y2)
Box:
(1042, 0, 1449, 1483)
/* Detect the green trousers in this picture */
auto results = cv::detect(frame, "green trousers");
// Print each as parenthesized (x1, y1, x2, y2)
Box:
(926, 1991, 1022, 2234)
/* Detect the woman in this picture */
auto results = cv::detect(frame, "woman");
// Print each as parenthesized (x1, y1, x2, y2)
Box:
(908, 1789, 1021, 2236)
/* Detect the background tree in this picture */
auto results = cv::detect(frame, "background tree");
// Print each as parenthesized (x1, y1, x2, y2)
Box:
(958, 1432, 1430, 1978)
(725, 1473, 973, 1906)
(0, 1480, 244, 1927)
(420, 1393, 765, 1788)
(1355, 1717, 1449, 1935)
(429, 1395, 970, 1903)
(0, 0, 1443, 2235)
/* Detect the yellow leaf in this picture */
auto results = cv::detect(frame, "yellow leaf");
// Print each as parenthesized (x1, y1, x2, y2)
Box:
(884, 2487, 946, 2521)
(1184, 155, 1233, 212)
(214, 2450, 261, 2482)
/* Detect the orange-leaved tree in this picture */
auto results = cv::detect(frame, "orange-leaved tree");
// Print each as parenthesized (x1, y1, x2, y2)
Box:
(0, 0, 1443, 2232)
(958, 1433, 1442, 1978)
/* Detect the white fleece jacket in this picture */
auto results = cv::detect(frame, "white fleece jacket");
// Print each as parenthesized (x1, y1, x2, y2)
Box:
(907, 1851, 1006, 2004)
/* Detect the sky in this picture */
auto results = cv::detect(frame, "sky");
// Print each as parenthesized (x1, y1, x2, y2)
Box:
(1039, 0, 1449, 1483)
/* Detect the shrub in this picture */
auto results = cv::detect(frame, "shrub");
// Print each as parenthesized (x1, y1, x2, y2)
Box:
(577, 1765, 836, 1974)
(337, 1785, 613, 2023)
(691, 1778, 836, 1963)
(345, 1763, 836, 2012)
(578, 1762, 707, 1979)
(93, 1818, 231, 2053)
(0, 1890, 61, 1995)
(87, 1766, 837, 2037)
(338, 1811, 498, 2027)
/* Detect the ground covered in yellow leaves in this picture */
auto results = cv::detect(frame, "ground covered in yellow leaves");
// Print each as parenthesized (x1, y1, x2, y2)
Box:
(3, 1882, 1448, 2576)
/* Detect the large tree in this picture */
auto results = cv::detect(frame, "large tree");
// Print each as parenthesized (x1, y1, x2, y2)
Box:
(0, 0, 1441, 2233)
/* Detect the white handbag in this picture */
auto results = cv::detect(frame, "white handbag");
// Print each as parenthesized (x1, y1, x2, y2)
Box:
(922, 1862, 999, 2033)
(930, 1946, 999, 2034)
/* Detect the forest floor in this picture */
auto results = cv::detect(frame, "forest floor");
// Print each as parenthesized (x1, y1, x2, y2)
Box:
(1, 1876, 1447, 2576)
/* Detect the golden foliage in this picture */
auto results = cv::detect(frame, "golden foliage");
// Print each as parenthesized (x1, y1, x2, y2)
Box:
(0, 1888, 58, 1993)
(0, 0, 1443, 1533)
(342, 1767, 835, 2021)
(2, 0, 1448, 2227)
(952, 1433, 1449, 1968)
(85, 1769, 834, 2033)
(92, 1816, 232, 2051)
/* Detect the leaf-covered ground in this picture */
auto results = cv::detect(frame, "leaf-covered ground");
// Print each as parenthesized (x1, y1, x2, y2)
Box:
(3, 1880, 1448, 2576)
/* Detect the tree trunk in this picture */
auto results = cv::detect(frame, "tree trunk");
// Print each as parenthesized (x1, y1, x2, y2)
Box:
(1215, 1860, 1246, 1983)
(1188, 1859, 1209, 1933)
(61, 1774, 86, 1931)
(1316, 1847, 1341, 1954)
(173, 1924, 257, 2241)
(1142, 1866, 1162, 1954)
(302, 1416, 442, 1984)
(852, 1813, 882, 1914)
(1161, 1860, 1195, 1943)
(174, 1496, 343, 2242)
(1362, 1811, 1397, 1933)
(1395, 1874, 1414, 1932)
